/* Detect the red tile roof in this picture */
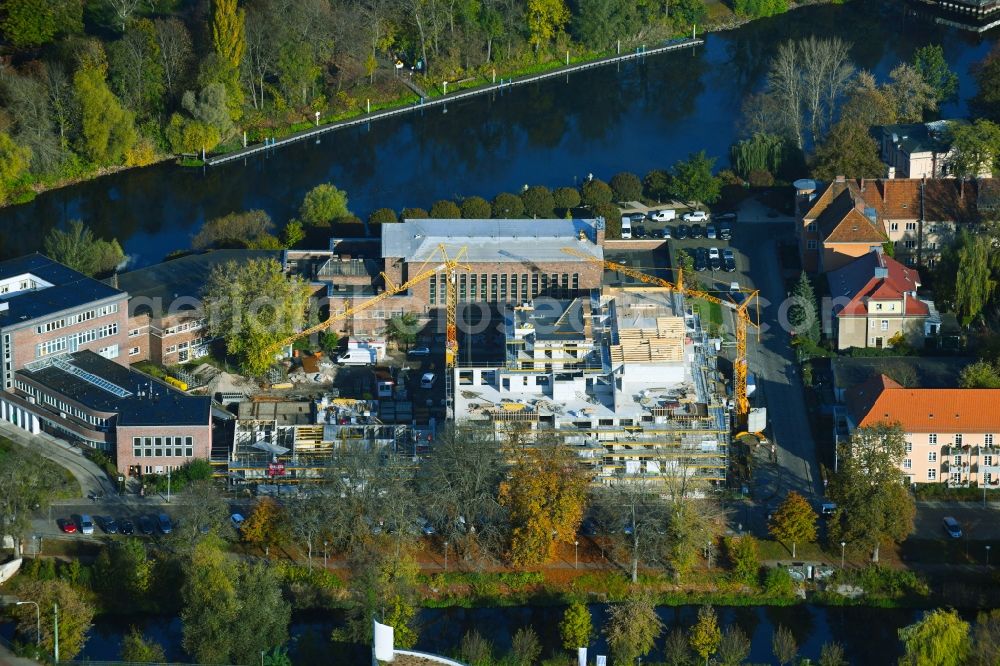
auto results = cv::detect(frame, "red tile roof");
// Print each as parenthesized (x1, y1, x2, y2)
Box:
(806, 180, 887, 244)
(828, 250, 928, 318)
(847, 373, 1000, 432)
(876, 179, 921, 219)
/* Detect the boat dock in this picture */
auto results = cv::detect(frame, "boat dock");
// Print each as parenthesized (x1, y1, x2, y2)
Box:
(205, 37, 704, 166)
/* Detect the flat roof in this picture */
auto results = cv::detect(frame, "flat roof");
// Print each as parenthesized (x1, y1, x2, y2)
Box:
(382, 218, 604, 263)
(113, 250, 281, 307)
(20, 351, 211, 427)
(0, 254, 124, 326)
(602, 246, 674, 287)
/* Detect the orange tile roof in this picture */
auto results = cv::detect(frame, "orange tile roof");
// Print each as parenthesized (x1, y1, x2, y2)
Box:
(825, 207, 888, 244)
(878, 179, 921, 219)
(847, 373, 1000, 432)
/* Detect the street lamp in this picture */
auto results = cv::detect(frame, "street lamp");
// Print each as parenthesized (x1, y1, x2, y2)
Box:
(988, 545, 992, 567)
(15, 601, 39, 646)
(574, 540, 579, 569)
(323, 541, 328, 568)
(260, 649, 265, 666)
(840, 541, 846, 568)
(444, 541, 449, 571)
(706, 541, 713, 569)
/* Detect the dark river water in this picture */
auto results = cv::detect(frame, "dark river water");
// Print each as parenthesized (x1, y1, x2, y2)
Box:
(0, 2, 995, 268)
(2, 603, 923, 664)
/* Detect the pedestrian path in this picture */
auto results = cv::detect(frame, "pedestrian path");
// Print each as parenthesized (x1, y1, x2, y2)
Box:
(0, 422, 112, 499)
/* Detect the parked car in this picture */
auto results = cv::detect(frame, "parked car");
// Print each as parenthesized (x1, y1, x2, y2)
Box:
(628, 212, 647, 222)
(138, 515, 155, 536)
(420, 372, 437, 389)
(101, 517, 118, 534)
(690, 224, 704, 239)
(706, 224, 717, 239)
(724, 251, 736, 272)
(120, 519, 135, 536)
(157, 513, 172, 534)
(231, 513, 245, 531)
(675, 224, 690, 240)
(649, 209, 676, 222)
(943, 516, 963, 539)
(719, 222, 733, 240)
(634, 225, 647, 238)
(820, 502, 837, 517)
(79, 514, 95, 535)
(620, 216, 632, 239)
(407, 346, 430, 357)
(421, 520, 436, 536)
(682, 210, 709, 222)
(60, 519, 77, 534)
(729, 281, 741, 294)
(694, 248, 709, 272)
(709, 251, 722, 271)
(661, 226, 672, 239)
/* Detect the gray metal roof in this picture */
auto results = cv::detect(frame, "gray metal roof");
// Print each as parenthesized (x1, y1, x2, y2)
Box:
(381, 218, 604, 263)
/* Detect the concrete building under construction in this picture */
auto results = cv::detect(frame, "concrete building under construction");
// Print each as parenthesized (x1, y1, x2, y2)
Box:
(453, 288, 729, 485)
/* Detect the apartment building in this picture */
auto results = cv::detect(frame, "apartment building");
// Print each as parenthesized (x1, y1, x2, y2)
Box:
(845, 374, 1000, 488)
(876, 120, 992, 180)
(796, 177, 888, 273)
(827, 248, 939, 350)
(454, 289, 729, 485)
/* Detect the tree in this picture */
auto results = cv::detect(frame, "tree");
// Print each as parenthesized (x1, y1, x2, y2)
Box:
(887, 63, 938, 123)
(0, 132, 31, 205)
(180, 83, 234, 138)
(202, 258, 312, 375)
(949, 119, 1000, 178)
(914, 45, 959, 104)
(581, 178, 613, 207)
(842, 71, 898, 127)
(610, 171, 643, 201)
(492, 192, 525, 217)
(1, 0, 82, 48)
(898, 608, 969, 666)
(973, 47, 1000, 123)
(211, 0, 245, 116)
(644, 169, 672, 202)
(788, 272, 820, 343)
(733, 0, 788, 18)
(724, 535, 760, 586)
(300, 183, 351, 226)
(553, 186, 581, 212)
(768, 491, 817, 558)
(664, 627, 694, 666)
(819, 642, 848, 666)
(341, 549, 420, 648)
(369, 207, 399, 224)
(282, 220, 306, 247)
(121, 626, 167, 663)
(828, 424, 915, 563)
(44, 220, 125, 277)
(402, 207, 429, 219)
(526, 0, 569, 52)
(385, 312, 419, 350)
(811, 120, 884, 182)
(572, 0, 636, 51)
(74, 57, 138, 166)
(153, 18, 193, 98)
(688, 605, 721, 666)
(960, 360, 1000, 388)
(460, 629, 495, 665)
(715, 625, 751, 666)
(559, 601, 592, 651)
(772, 625, 798, 666)
(108, 19, 166, 122)
(954, 233, 996, 326)
(595, 478, 670, 582)
(509, 626, 542, 665)
(604, 592, 664, 666)
(970, 610, 1000, 666)
(193, 210, 275, 249)
(460, 196, 492, 218)
(499, 441, 589, 566)
(94, 540, 154, 609)
(430, 199, 461, 218)
(241, 497, 288, 555)
(661, 467, 724, 581)
(521, 185, 555, 218)
(170, 479, 230, 548)
(671, 151, 722, 204)
(595, 203, 621, 238)
(0, 449, 64, 558)
(417, 426, 508, 565)
(228, 562, 291, 665)
(11, 579, 94, 660)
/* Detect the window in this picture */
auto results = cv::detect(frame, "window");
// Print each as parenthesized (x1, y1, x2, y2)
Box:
(955, 455, 962, 465)
(988, 433, 995, 446)
(98, 344, 118, 359)
(986, 472, 994, 485)
(129, 328, 142, 337)
(905, 222, 917, 231)
(905, 441, 912, 453)
(929, 434, 938, 444)
(956, 434, 963, 445)
(876, 303, 883, 311)
(985, 455, 994, 467)
(129, 346, 140, 356)
(890, 222, 899, 231)
(928, 451, 937, 462)
(904, 240, 916, 249)
(807, 222, 817, 231)
(903, 459, 912, 469)
(166, 345, 176, 353)
(185, 448, 193, 457)
(807, 240, 818, 250)
(881, 320, 889, 331)
(928, 469, 937, 480)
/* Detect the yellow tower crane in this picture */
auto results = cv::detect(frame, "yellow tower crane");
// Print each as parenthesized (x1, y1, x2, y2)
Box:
(260, 245, 469, 384)
(561, 246, 760, 425)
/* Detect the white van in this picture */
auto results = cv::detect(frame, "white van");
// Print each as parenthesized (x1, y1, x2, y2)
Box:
(337, 349, 375, 366)
(620, 216, 632, 239)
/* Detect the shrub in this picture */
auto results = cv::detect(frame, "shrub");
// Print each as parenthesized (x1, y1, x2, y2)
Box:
(553, 186, 581, 211)
(725, 536, 761, 586)
(401, 207, 428, 219)
(460, 196, 492, 219)
(763, 567, 795, 597)
(610, 171, 643, 201)
(748, 169, 775, 187)
(368, 207, 398, 224)
(430, 199, 461, 218)
(594, 203, 621, 237)
(492, 192, 525, 217)
(581, 178, 613, 206)
(521, 185, 555, 218)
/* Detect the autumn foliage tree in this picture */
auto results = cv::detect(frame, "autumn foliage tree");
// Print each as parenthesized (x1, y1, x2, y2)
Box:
(241, 496, 288, 555)
(769, 491, 817, 558)
(499, 440, 589, 566)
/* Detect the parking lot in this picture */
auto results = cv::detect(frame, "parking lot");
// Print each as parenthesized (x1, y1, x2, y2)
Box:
(913, 502, 1000, 541)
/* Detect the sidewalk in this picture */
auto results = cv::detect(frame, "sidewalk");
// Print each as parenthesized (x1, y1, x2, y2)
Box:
(0, 642, 36, 666)
(0, 421, 113, 499)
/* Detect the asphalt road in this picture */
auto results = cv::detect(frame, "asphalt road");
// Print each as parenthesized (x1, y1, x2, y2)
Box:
(0, 421, 114, 498)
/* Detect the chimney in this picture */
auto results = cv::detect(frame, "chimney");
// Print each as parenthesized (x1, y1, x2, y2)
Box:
(860, 177, 865, 192)
(835, 175, 846, 183)
(888, 166, 896, 179)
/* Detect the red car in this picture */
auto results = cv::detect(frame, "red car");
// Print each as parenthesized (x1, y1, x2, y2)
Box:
(60, 520, 77, 534)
